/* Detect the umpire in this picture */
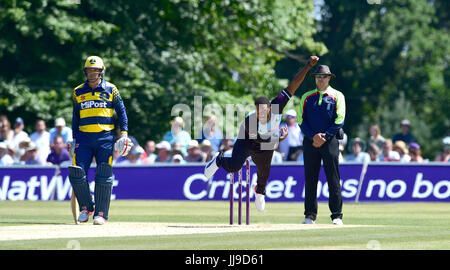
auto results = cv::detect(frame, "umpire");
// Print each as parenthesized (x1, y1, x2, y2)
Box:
(298, 65, 346, 225)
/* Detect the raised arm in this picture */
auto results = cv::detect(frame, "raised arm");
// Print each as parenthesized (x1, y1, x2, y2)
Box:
(285, 56, 319, 96)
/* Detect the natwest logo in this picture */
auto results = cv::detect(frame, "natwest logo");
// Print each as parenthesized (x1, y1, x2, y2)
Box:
(81, 100, 107, 109)
(0, 175, 118, 201)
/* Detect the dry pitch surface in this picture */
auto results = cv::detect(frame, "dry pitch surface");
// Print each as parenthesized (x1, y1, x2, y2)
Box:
(0, 222, 369, 241)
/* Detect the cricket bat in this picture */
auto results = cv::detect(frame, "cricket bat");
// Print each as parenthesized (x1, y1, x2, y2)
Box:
(71, 190, 79, 224)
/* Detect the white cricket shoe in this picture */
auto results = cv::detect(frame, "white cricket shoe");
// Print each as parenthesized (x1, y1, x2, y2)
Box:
(77, 209, 93, 223)
(302, 218, 315, 224)
(93, 216, 106, 225)
(204, 152, 220, 179)
(332, 218, 344, 225)
(254, 185, 265, 212)
(255, 194, 265, 212)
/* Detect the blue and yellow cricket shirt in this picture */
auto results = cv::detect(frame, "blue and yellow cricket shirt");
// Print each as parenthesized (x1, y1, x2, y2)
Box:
(72, 79, 128, 142)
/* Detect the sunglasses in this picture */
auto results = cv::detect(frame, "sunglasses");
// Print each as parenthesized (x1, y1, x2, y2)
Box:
(315, 75, 330, 79)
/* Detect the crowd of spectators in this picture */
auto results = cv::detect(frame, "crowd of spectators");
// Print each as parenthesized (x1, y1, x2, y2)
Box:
(339, 120, 445, 163)
(0, 113, 449, 167)
(0, 115, 72, 166)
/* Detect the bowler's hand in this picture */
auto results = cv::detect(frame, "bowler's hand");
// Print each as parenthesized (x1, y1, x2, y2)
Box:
(313, 133, 326, 148)
(308, 56, 319, 68)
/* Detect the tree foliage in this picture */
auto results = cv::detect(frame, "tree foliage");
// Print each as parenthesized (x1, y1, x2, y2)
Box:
(277, 0, 449, 158)
(0, 0, 448, 159)
(0, 0, 324, 142)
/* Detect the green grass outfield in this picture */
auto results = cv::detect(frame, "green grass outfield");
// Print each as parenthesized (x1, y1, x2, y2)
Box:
(0, 200, 449, 250)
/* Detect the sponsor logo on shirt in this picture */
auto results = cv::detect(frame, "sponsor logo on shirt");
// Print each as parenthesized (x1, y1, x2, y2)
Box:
(80, 100, 107, 109)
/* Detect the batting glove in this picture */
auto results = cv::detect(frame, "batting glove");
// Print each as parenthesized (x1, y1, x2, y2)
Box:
(114, 134, 134, 156)
(67, 140, 76, 156)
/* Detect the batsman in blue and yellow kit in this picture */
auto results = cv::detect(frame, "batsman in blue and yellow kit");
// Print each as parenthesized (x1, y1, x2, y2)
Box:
(68, 56, 133, 225)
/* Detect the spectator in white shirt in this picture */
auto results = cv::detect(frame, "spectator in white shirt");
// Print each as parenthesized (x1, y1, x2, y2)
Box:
(30, 119, 51, 164)
(345, 137, 370, 163)
(379, 139, 401, 162)
(11, 117, 30, 162)
(393, 140, 411, 162)
(0, 142, 14, 166)
(279, 109, 303, 161)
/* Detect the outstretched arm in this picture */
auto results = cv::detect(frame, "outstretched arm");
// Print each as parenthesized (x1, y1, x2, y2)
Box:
(285, 56, 319, 96)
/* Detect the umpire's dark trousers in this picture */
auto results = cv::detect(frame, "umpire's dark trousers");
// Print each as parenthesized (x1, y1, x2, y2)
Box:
(303, 136, 343, 220)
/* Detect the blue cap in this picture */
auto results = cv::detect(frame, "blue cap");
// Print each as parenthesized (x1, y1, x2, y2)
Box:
(15, 117, 24, 125)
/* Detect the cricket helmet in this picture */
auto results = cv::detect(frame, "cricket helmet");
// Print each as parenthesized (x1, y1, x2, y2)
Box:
(83, 56, 105, 70)
(83, 56, 105, 82)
